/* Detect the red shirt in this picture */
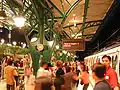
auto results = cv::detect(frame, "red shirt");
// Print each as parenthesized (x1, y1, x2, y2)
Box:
(81, 71, 90, 84)
(105, 66, 118, 88)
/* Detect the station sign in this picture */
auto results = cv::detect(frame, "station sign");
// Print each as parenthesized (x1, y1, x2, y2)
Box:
(62, 39, 85, 51)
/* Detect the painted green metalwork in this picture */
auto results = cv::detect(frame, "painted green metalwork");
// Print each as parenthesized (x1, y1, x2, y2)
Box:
(61, 0, 81, 24)
(1, 0, 104, 76)
(66, 0, 71, 6)
(75, 20, 102, 38)
(81, 0, 89, 36)
(62, 20, 102, 38)
(47, 0, 64, 16)
(60, 0, 65, 14)
(6, 0, 22, 8)
(23, 4, 32, 15)
(5, 0, 17, 15)
(64, 20, 102, 28)
(69, 27, 75, 35)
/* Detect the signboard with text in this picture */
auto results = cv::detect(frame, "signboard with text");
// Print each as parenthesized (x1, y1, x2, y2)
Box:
(62, 39, 85, 51)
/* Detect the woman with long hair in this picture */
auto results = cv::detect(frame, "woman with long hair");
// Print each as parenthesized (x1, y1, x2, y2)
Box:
(80, 63, 90, 90)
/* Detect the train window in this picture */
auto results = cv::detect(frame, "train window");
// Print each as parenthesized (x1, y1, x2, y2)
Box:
(112, 55, 118, 70)
(119, 57, 120, 78)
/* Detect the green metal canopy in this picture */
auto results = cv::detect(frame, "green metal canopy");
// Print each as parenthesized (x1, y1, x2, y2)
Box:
(0, 0, 114, 42)
(0, 0, 115, 76)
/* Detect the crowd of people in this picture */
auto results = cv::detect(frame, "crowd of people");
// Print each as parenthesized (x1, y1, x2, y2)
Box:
(3, 55, 32, 90)
(34, 55, 119, 90)
(2, 54, 119, 90)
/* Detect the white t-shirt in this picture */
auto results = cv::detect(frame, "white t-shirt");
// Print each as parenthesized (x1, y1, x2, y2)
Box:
(37, 67, 51, 78)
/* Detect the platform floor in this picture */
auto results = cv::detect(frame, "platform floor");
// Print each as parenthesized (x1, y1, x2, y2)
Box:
(0, 74, 95, 90)
(24, 74, 95, 90)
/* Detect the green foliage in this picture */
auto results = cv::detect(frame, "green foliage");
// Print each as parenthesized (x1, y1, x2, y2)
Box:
(42, 48, 51, 62)
(0, 44, 28, 55)
(17, 48, 29, 55)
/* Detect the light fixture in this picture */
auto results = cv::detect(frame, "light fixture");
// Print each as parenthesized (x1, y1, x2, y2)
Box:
(74, 23, 76, 27)
(12, 41, 17, 45)
(48, 41, 54, 47)
(62, 50, 67, 54)
(56, 45, 59, 49)
(22, 43, 26, 48)
(67, 52, 70, 56)
(31, 37, 38, 42)
(1, 39, 4, 44)
(0, 29, 2, 32)
(21, 42, 23, 45)
(73, 14, 76, 16)
(13, 16, 25, 27)
(7, 43, 12, 46)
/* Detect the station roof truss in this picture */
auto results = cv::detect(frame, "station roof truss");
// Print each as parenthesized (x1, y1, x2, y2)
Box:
(0, 0, 114, 42)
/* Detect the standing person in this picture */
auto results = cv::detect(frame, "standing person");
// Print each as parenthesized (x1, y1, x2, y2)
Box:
(13, 61, 19, 90)
(102, 55, 119, 90)
(92, 63, 112, 90)
(35, 60, 53, 90)
(37, 61, 51, 78)
(54, 60, 65, 90)
(63, 66, 80, 90)
(25, 63, 32, 84)
(4, 60, 18, 90)
(80, 63, 90, 90)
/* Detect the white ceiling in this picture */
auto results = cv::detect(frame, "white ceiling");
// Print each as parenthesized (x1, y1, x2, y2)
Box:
(50, 0, 114, 41)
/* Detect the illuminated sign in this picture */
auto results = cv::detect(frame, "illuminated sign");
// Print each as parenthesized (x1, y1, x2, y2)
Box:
(62, 39, 85, 51)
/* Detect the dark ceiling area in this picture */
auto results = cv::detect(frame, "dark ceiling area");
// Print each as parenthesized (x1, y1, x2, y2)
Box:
(76, 1, 120, 59)
(85, 1, 120, 56)
(0, 27, 26, 45)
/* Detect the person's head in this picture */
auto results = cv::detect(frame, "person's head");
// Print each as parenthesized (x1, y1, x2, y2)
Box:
(80, 63, 86, 71)
(24, 55, 28, 59)
(41, 60, 48, 69)
(8, 60, 13, 66)
(92, 63, 106, 80)
(14, 62, 18, 67)
(56, 60, 63, 68)
(102, 55, 111, 68)
(66, 66, 72, 73)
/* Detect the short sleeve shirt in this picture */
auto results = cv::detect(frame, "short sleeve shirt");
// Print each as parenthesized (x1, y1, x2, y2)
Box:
(105, 67, 118, 88)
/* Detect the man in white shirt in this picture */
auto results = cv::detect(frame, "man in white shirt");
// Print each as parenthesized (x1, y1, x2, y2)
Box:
(37, 61, 51, 78)
(35, 61, 53, 90)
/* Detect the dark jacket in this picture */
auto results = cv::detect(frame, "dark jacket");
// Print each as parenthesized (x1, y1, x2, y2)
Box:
(35, 76, 53, 90)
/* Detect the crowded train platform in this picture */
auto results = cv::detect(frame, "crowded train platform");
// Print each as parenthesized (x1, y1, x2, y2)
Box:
(0, 0, 120, 90)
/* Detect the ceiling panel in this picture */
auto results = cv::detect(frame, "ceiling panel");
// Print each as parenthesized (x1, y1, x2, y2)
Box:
(49, 0, 114, 41)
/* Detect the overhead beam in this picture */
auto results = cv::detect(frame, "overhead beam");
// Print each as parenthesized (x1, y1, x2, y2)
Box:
(81, 0, 89, 36)
(73, 20, 102, 38)
(47, 0, 64, 16)
(61, 0, 81, 24)
(63, 20, 102, 29)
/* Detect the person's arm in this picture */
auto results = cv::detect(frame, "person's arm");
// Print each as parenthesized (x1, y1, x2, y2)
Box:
(72, 74, 82, 80)
(13, 68, 18, 76)
(4, 67, 7, 79)
(114, 86, 119, 90)
(109, 70, 118, 89)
